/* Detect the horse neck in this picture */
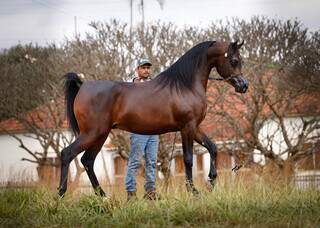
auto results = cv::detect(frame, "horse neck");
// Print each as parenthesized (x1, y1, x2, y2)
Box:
(196, 44, 221, 92)
(195, 64, 212, 92)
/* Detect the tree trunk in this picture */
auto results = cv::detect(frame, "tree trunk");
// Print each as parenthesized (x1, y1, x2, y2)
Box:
(281, 160, 295, 184)
(159, 159, 171, 193)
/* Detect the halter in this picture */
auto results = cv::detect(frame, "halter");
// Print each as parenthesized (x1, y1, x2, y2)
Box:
(208, 74, 242, 82)
(208, 50, 242, 82)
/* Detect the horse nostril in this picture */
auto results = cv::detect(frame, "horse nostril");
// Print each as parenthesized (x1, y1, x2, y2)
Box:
(243, 85, 248, 93)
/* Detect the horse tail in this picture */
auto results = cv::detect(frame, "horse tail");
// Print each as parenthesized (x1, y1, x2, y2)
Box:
(64, 72, 83, 136)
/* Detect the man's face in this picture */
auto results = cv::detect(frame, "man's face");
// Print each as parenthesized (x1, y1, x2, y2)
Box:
(136, 64, 151, 78)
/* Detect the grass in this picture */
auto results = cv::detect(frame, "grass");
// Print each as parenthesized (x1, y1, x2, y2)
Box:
(0, 181, 319, 227)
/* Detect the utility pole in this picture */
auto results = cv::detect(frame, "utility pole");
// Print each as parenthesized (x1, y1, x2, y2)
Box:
(130, 0, 133, 36)
(74, 16, 78, 38)
(140, 0, 144, 30)
(156, 0, 165, 10)
(129, 0, 164, 33)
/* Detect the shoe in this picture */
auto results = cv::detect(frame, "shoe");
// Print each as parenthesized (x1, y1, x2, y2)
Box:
(144, 189, 161, 200)
(127, 191, 137, 202)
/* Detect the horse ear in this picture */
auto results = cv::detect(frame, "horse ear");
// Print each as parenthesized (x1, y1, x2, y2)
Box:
(237, 40, 244, 49)
(231, 40, 239, 50)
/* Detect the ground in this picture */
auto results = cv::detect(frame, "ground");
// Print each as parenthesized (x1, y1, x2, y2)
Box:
(1, 181, 319, 227)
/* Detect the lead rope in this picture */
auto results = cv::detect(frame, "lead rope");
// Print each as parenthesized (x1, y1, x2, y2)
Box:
(166, 132, 246, 176)
(209, 75, 248, 173)
(232, 156, 251, 173)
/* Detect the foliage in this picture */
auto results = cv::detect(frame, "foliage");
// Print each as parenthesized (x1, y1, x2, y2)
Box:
(0, 44, 61, 120)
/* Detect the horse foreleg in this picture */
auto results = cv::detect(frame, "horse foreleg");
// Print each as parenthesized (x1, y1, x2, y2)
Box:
(81, 136, 108, 197)
(181, 128, 199, 196)
(194, 129, 217, 191)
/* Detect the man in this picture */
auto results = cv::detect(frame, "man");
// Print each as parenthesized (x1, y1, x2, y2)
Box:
(125, 58, 160, 201)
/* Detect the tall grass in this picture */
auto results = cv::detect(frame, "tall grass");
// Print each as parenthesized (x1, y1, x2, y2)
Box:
(1, 179, 319, 227)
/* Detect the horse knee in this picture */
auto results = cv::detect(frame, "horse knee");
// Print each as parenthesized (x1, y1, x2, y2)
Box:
(210, 143, 217, 159)
(204, 137, 217, 154)
(184, 155, 193, 168)
(80, 154, 87, 167)
(81, 154, 93, 169)
(210, 142, 217, 153)
(61, 148, 70, 165)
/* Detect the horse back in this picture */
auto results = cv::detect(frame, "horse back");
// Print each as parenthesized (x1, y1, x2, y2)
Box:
(111, 81, 179, 134)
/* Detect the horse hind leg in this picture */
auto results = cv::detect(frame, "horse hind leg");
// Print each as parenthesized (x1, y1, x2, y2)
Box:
(81, 135, 108, 197)
(58, 132, 103, 197)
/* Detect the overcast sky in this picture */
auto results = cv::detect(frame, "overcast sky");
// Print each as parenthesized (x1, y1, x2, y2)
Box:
(0, 0, 319, 49)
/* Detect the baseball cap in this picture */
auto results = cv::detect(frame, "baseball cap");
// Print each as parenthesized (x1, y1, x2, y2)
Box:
(136, 58, 152, 68)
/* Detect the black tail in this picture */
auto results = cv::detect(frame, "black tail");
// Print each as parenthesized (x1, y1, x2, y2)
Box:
(64, 72, 83, 136)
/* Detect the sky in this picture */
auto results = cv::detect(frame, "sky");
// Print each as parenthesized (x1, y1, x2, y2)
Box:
(0, 0, 319, 49)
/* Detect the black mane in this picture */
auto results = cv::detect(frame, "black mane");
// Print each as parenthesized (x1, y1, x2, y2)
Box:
(155, 41, 215, 90)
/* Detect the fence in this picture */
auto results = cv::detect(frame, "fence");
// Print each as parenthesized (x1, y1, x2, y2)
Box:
(294, 171, 320, 190)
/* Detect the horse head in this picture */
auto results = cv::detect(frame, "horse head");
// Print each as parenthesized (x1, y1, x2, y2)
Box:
(213, 40, 248, 93)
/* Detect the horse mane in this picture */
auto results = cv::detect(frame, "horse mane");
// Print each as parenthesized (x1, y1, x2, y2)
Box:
(155, 41, 215, 91)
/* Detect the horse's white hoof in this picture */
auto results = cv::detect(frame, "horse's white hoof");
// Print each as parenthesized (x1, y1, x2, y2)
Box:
(102, 195, 111, 203)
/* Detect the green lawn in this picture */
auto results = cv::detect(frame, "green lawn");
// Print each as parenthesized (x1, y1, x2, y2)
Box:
(0, 182, 319, 227)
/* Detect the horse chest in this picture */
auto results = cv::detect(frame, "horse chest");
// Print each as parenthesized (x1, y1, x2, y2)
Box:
(173, 96, 207, 124)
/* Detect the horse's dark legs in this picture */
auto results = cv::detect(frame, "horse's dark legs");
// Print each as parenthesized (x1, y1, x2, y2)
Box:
(181, 128, 199, 195)
(81, 137, 107, 197)
(194, 129, 217, 190)
(58, 141, 81, 197)
(58, 133, 102, 197)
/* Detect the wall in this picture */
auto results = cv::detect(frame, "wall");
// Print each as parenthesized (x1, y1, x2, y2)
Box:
(0, 132, 115, 186)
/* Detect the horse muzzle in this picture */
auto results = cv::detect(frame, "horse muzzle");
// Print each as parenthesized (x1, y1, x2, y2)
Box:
(231, 75, 248, 93)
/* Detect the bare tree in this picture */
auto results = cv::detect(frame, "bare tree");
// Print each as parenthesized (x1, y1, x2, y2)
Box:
(206, 17, 320, 179)
(0, 45, 85, 188)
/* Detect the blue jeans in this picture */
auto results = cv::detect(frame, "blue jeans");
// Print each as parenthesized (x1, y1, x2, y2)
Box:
(125, 133, 159, 192)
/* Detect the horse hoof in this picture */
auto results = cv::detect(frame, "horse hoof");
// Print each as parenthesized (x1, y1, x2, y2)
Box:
(192, 188, 200, 197)
(101, 195, 111, 203)
(186, 182, 200, 196)
(206, 178, 216, 192)
(57, 187, 66, 198)
(94, 186, 106, 197)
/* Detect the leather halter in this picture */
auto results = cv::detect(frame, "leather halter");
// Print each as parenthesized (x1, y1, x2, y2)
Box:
(208, 74, 242, 82)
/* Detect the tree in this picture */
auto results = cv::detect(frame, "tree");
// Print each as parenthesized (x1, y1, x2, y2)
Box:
(0, 44, 85, 188)
(205, 17, 320, 179)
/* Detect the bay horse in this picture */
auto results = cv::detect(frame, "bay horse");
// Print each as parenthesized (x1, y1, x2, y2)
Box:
(58, 40, 248, 197)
